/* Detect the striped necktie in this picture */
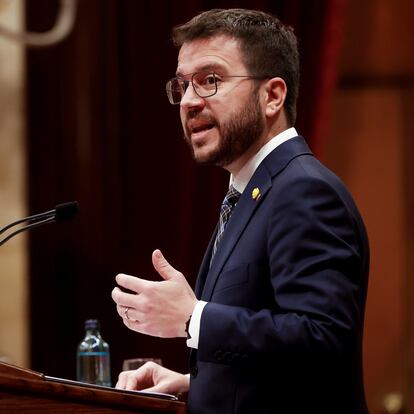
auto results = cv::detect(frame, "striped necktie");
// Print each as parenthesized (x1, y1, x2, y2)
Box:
(210, 186, 241, 262)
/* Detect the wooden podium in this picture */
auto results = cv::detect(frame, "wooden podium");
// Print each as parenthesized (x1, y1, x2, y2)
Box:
(0, 361, 186, 413)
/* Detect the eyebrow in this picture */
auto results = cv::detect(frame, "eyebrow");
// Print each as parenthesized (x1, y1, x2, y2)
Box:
(176, 62, 226, 77)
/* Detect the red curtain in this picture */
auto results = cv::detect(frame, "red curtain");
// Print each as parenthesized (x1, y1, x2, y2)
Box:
(25, 0, 346, 380)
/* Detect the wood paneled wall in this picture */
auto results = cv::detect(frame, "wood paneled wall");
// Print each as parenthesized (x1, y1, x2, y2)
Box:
(324, 0, 414, 412)
(0, 0, 28, 369)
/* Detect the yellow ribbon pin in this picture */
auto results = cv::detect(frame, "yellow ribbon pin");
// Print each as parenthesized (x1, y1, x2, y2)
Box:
(252, 187, 261, 201)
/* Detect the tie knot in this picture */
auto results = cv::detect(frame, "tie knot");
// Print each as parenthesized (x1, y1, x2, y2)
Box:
(223, 186, 241, 209)
(210, 186, 242, 264)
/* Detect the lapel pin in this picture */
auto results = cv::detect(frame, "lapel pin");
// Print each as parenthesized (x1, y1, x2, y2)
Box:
(251, 187, 261, 201)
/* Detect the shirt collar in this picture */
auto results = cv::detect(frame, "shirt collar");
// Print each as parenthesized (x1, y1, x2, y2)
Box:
(230, 127, 298, 193)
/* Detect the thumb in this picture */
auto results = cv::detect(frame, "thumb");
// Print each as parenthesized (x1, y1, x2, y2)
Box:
(152, 249, 179, 281)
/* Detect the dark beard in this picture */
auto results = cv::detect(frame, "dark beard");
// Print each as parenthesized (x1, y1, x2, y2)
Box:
(183, 88, 265, 167)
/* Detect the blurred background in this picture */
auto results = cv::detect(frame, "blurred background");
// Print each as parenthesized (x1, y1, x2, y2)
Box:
(0, 0, 413, 413)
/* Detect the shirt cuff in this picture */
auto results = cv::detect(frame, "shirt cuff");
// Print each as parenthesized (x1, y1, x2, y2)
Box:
(186, 300, 208, 349)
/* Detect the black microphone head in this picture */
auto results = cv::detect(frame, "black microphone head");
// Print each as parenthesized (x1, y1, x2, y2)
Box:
(55, 201, 79, 222)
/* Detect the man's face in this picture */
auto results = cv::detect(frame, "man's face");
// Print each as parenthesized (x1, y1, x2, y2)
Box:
(176, 35, 265, 169)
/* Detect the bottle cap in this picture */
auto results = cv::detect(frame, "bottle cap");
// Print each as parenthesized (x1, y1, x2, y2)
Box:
(84, 319, 100, 330)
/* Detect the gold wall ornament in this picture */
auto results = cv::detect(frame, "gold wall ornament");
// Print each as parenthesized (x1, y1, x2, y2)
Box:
(0, 0, 77, 47)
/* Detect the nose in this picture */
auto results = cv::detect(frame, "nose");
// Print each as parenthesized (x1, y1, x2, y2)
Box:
(180, 82, 205, 111)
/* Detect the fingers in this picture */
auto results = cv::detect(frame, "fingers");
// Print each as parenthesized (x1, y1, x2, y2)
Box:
(112, 287, 137, 309)
(117, 364, 190, 395)
(117, 304, 146, 324)
(116, 303, 134, 321)
(138, 383, 167, 393)
(116, 369, 145, 390)
(116, 370, 149, 391)
(112, 273, 154, 310)
(126, 372, 140, 390)
(116, 273, 148, 293)
(116, 362, 157, 391)
(116, 370, 136, 389)
(152, 249, 180, 281)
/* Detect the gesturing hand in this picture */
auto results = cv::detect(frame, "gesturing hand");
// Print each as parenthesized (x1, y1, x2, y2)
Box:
(111, 249, 197, 338)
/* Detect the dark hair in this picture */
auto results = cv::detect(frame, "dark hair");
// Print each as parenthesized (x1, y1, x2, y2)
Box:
(172, 8, 300, 125)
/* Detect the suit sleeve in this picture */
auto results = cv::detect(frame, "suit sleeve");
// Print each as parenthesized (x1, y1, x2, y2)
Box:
(197, 172, 368, 365)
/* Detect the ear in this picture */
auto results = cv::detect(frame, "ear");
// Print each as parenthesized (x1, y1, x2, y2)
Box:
(263, 77, 287, 118)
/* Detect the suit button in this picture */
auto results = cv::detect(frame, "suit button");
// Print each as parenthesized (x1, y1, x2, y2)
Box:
(190, 366, 198, 378)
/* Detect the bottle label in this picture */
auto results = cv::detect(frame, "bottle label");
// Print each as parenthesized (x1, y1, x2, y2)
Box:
(77, 352, 109, 356)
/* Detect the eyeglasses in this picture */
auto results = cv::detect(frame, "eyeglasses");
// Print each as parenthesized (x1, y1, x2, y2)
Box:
(166, 72, 266, 105)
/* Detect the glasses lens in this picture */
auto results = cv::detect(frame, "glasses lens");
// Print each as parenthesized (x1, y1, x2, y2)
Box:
(193, 72, 217, 98)
(166, 73, 218, 104)
(166, 78, 184, 104)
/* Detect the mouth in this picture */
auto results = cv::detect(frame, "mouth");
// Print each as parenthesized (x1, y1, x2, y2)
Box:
(186, 116, 216, 137)
(191, 123, 215, 134)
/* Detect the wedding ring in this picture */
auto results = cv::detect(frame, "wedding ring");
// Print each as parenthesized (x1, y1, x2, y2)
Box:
(124, 306, 130, 320)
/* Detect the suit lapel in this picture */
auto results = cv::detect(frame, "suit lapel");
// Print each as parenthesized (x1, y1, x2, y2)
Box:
(200, 166, 272, 300)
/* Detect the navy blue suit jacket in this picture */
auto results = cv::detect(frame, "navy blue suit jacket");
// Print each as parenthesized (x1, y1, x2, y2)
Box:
(187, 136, 370, 414)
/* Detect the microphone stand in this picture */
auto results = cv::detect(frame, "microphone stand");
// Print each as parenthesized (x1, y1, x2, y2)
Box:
(0, 217, 55, 247)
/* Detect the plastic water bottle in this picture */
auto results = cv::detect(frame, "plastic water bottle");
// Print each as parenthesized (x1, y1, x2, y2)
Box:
(76, 319, 111, 386)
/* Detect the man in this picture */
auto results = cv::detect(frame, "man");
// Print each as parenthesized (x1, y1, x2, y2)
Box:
(111, 8, 370, 414)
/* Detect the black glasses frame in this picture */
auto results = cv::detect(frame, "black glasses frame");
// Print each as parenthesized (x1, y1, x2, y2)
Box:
(165, 72, 267, 105)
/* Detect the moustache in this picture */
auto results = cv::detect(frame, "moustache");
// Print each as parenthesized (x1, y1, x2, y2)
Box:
(185, 112, 218, 138)
(186, 110, 217, 124)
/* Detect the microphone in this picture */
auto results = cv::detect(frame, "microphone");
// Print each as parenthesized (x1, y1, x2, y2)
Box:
(0, 201, 79, 246)
(55, 201, 79, 222)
